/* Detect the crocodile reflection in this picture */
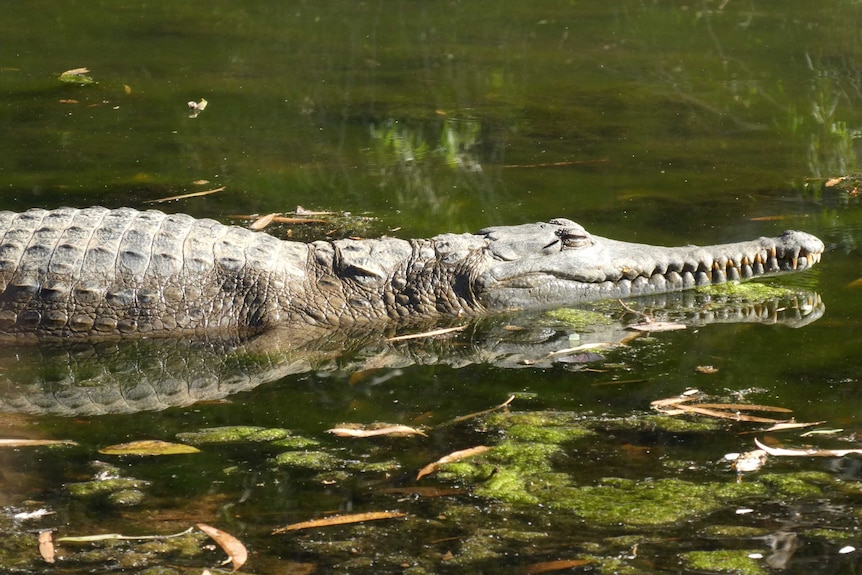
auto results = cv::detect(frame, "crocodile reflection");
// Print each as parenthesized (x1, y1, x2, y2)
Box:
(0, 290, 824, 416)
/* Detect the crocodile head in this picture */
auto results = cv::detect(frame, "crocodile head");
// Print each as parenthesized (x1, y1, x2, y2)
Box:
(473, 218, 824, 310)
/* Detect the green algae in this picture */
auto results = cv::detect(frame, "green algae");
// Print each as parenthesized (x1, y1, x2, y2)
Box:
(803, 527, 857, 542)
(176, 425, 294, 445)
(487, 440, 562, 472)
(107, 488, 147, 507)
(475, 467, 541, 505)
(758, 472, 830, 498)
(272, 450, 341, 471)
(270, 435, 321, 449)
(504, 422, 594, 443)
(552, 477, 767, 527)
(67, 477, 150, 498)
(596, 413, 725, 433)
(681, 549, 769, 575)
(700, 525, 771, 539)
(483, 411, 595, 442)
(544, 308, 612, 330)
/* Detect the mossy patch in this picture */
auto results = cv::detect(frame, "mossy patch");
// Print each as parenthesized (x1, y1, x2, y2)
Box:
(700, 525, 771, 539)
(107, 488, 147, 507)
(544, 308, 612, 330)
(483, 411, 595, 443)
(681, 549, 768, 575)
(272, 450, 341, 471)
(759, 472, 832, 498)
(803, 527, 857, 542)
(176, 425, 294, 444)
(67, 477, 150, 498)
(596, 413, 724, 433)
(552, 477, 767, 527)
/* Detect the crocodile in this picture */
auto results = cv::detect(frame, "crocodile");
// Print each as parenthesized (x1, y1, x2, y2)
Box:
(0, 206, 824, 343)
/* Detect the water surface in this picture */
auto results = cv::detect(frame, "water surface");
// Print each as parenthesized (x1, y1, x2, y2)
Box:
(1, 2, 862, 573)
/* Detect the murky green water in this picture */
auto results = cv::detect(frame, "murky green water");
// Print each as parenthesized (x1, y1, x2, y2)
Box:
(1, 1, 862, 573)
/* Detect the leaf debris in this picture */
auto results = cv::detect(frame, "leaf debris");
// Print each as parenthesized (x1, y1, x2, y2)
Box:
(416, 445, 491, 480)
(38, 531, 54, 563)
(197, 523, 247, 571)
(327, 424, 427, 438)
(273, 511, 406, 534)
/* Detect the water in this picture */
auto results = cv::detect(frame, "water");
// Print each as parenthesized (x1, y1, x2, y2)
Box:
(1, 1, 862, 573)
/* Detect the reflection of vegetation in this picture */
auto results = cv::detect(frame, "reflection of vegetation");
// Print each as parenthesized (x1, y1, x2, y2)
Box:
(802, 69, 860, 178)
(368, 113, 493, 220)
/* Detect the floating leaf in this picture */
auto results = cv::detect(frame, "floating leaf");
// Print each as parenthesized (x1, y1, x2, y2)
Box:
(417, 445, 491, 480)
(525, 559, 593, 574)
(99, 439, 200, 456)
(59, 67, 95, 84)
(387, 325, 468, 342)
(250, 212, 277, 230)
(754, 437, 862, 457)
(327, 424, 427, 438)
(38, 531, 54, 563)
(58, 527, 193, 543)
(145, 186, 226, 204)
(188, 98, 208, 118)
(761, 421, 826, 432)
(800, 428, 843, 437)
(627, 321, 687, 332)
(379, 486, 463, 498)
(197, 523, 247, 571)
(437, 395, 515, 428)
(0, 438, 77, 448)
(273, 511, 406, 534)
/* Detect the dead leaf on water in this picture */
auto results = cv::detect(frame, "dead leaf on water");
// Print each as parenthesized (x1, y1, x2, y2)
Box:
(228, 214, 328, 225)
(378, 486, 463, 498)
(272, 511, 406, 534)
(386, 325, 468, 342)
(99, 439, 200, 456)
(0, 438, 77, 448)
(58, 526, 194, 543)
(188, 98, 208, 118)
(525, 558, 594, 574)
(755, 437, 862, 457)
(145, 186, 226, 204)
(197, 523, 247, 572)
(59, 67, 95, 84)
(436, 395, 515, 428)
(327, 424, 427, 438)
(249, 212, 277, 230)
(417, 445, 491, 480)
(627, 321, 687, 332)
(38, 531, 54, 563)
(696, 365, 718, 374)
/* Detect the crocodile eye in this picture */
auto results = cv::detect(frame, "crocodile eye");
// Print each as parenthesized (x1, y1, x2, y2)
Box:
(556, 227, 592, 248)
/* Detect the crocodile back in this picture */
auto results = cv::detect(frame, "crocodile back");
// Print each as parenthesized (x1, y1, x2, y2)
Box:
(0, 207, 300, 341)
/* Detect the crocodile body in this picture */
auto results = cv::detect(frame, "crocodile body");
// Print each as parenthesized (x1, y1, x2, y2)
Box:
(0, 207, 824, 342)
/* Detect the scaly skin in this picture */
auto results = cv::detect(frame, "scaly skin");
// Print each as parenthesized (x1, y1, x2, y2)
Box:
(0, 207, 824, 342)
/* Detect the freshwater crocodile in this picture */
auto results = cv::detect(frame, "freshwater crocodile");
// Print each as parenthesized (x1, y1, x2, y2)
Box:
(0, 206, 824, 342)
